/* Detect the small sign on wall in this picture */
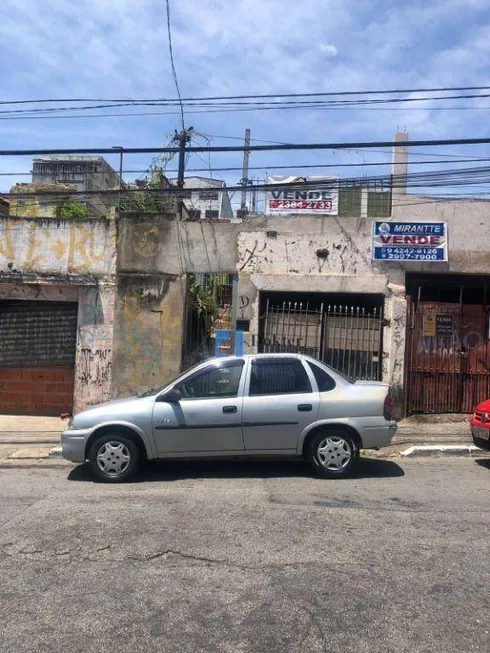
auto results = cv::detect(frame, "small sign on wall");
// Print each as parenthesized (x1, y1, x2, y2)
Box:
(436, 315, 453, 336)
(372, 221, 448, 261)
(423, 311, 436, 337)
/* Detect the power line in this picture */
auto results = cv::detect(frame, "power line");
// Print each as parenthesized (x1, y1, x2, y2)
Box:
(165, 0, 184, 131)
(2, 90, 490, 119)
(3, 105, 490, 122)
(5, 165, 490, 199)
(3, 157, 490, 178)
(2, 85, 490, 105)
(2, 136, 490, 156)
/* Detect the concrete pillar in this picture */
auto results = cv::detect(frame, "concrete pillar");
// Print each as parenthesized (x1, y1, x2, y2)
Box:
(392, 130, 409, 203)
(360, 187, 368, 218)
(382, 282, 408, 419)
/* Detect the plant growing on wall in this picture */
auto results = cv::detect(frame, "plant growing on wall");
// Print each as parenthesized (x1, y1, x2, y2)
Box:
(188, 274, 220, 319)
(58, 199, 89, 219)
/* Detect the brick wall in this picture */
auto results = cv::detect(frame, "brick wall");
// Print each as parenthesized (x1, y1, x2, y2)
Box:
(0, 365, 75, 416)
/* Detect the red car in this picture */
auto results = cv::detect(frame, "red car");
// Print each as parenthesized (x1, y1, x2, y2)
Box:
(471, 399, 490, 450)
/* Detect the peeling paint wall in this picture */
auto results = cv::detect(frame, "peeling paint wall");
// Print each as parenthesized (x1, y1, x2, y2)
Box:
(74, 284, 115, 411)
(112, 273, 186, 398)
(0, 217, 115, 276)
(117, 214, 238, 274)
(0, 216, 116, 414)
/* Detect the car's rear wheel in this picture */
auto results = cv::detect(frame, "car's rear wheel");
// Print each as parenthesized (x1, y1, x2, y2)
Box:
(307, 430, 359, 478)
(88, 433, 140, 483)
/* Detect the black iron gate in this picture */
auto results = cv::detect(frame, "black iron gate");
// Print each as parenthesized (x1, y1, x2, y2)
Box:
(262, 299, 383, 381)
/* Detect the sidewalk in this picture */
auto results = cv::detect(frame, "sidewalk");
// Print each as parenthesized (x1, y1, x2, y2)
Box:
(0, 413, 484, 464)
(378, 413, 482, 458)
(0, 415, 64, 462)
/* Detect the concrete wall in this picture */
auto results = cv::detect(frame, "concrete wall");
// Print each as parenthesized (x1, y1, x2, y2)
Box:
(117, 214, 238, 274)
(233, 203, 490, 414)
(0, 217, 116, 413)
(2, 195, 490, 415)
(112, 273, 186, 397)
(395, 196, 490, 272)
(0, 217, 115, 276)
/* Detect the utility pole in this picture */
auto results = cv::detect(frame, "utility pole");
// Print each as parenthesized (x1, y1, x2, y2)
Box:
(240, 128, 251, 212)
(173, 127, 193, 216)
(251, 179, 258, 213)
(111, 146, 124, 211)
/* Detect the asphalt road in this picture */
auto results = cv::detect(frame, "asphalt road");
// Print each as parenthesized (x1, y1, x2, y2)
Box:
(0, 457, 489, 653)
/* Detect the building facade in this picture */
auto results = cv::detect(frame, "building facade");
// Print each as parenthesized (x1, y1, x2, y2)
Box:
(1, 139, 490, 418)
(31, 155, 120, 217)
(176, 176, 234, 221)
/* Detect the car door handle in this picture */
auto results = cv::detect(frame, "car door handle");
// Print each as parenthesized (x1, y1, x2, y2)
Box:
(297, 404, 312, 412)
(222, 405, 237, 414)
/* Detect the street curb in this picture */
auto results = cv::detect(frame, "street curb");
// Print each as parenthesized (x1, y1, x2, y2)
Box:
(0, 460, 73, 469)
(400, 444, 487, 457)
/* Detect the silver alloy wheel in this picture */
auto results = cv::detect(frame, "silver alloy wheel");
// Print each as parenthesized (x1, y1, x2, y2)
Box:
(96, 441, 131, 476)
(316, 436, 352, 471)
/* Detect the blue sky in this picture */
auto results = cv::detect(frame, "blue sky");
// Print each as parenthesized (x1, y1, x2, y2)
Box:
(1, 0, 490, 198)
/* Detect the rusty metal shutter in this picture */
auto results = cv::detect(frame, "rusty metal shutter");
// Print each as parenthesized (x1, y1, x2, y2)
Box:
(0, 300, 77, 368)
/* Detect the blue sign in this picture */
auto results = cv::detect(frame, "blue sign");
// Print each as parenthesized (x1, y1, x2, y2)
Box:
(372, 221, 447, 262)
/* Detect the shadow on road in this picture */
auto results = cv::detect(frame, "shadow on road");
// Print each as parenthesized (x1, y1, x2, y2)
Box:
(475, 457, 490, 470)
(67, 456, 404, 483)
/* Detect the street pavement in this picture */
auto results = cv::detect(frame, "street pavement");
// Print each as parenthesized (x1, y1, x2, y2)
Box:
(0, 457, 489, 652)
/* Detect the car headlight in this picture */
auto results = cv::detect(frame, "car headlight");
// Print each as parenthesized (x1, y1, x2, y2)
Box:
(60, 413, 74, 429)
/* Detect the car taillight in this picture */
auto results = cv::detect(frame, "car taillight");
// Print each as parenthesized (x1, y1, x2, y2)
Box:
(383, 393, 393, 421)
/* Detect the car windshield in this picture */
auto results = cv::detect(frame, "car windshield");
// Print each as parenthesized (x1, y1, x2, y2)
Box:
(137, 360, 207, 397)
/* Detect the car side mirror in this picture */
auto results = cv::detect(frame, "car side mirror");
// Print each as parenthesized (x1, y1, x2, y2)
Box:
(158, 388, 182, 403)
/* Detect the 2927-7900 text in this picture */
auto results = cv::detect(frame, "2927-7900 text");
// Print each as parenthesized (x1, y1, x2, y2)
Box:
(379, 247, 443, 260)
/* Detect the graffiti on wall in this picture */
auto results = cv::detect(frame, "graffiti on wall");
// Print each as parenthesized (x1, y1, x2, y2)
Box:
(77, 348, 112, 388)
(237, 233, 370, 275)
(0, 219, 111, 274)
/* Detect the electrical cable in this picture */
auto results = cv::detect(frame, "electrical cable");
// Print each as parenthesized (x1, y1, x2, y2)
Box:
(5, 165, 490, 199)
(165, 0, 185, 131)
(2, 85, 490, 105)
(2, 136, 490, 156)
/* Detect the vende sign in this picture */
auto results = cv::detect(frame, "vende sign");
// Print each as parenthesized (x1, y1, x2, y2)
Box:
(265, 175, 338, 215)
(372, 221, 448, 262)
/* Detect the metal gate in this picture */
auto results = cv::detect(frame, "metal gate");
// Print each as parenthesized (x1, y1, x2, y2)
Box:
(406, 299, 490, 413)
(262, 299, 383, 381)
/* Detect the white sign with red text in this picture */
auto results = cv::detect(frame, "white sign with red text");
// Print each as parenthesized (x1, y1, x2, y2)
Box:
(265, 175, 338, 215)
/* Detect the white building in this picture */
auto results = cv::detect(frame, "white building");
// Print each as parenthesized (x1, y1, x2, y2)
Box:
(175, 176, 234, 221)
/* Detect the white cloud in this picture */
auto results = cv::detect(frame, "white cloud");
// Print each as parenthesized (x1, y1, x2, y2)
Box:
(0, 0, 490, 187)
(319, 43, 338, 57)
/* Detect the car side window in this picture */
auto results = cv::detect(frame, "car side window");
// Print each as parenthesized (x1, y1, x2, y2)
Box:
(176, 361, 244, 399)
(307, 362, 336, 392)
(249, 359, 312, 396)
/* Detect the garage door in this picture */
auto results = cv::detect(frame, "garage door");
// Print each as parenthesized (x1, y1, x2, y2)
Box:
(0, 300, 78, 416)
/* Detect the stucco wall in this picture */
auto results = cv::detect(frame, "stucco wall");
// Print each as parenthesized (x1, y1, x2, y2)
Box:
(112, 273, 186, 398)
(117, 214, 238, 275)
(0, 217, 117, 412)
(3, 197, 490, 415)
(0, 217, 115, 276)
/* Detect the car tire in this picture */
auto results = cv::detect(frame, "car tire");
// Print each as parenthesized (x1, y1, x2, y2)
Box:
(307, 429, 359, 478)
(88, 433, 140, 483)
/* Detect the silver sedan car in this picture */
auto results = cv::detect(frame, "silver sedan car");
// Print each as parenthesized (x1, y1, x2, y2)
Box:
(62, 354, 397, 482)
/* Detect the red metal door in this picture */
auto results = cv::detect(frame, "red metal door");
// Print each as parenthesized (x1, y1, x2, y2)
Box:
(406, 301, 490, 413)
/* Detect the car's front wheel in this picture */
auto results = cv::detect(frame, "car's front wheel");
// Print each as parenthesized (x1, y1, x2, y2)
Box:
(307, 430, 359, 478)
(88, 433, 140, 482)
